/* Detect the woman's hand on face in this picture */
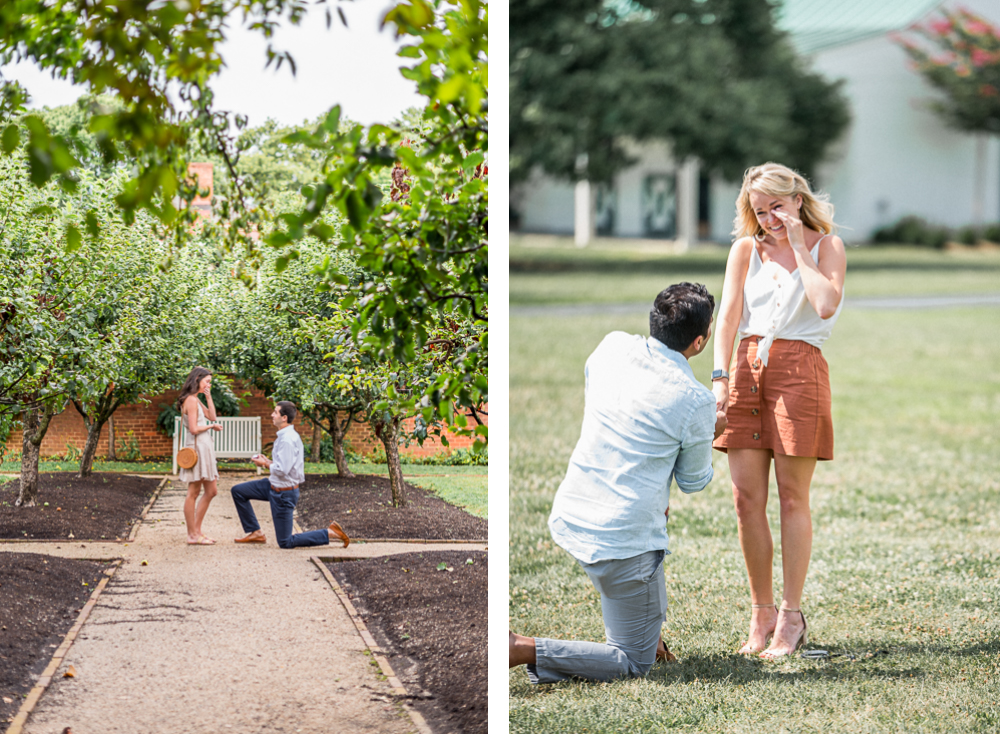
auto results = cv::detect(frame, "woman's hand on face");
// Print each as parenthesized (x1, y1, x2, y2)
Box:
(713, 380, 729, 415)
(773, 208, 806, 249)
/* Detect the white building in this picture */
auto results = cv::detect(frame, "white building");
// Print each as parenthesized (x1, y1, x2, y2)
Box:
(514, 0, 1000, 245)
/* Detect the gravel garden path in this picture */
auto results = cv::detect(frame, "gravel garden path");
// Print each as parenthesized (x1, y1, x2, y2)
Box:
(5, 477, 484, 734)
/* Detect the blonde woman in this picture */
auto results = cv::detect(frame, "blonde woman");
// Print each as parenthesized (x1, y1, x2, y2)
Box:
(176, 366, 223, 545)
(713, 163, 846, 658)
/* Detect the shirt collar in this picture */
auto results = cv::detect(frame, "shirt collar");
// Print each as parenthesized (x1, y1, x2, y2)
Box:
(276, 425, 295, 436)
(645, 336, 695, 377)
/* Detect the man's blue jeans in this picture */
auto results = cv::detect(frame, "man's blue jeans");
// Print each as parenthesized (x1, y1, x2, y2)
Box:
(231, 478, 329, 549)
(527, 550, 667, 684)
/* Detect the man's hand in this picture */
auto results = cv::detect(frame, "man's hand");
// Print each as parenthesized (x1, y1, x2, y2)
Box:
(251, 454, 270, 468)
(714, 410, 728, 439)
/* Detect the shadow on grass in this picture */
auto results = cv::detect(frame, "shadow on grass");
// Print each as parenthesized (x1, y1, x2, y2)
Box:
(512, 639, 1000, 696)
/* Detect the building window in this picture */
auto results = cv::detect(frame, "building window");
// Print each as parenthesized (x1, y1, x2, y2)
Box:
(642, 174, 677, 238)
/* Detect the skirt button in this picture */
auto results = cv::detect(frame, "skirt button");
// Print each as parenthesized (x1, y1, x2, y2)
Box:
(753, 360, 761, 369)
(752, 408, 759, 416)
(751, 386, 758, 394)
(753, 433, 760, 440)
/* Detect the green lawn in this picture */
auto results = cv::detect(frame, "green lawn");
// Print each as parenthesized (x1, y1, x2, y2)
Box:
(509, 248, 1000, 732)
(511, 236, 1000, 304)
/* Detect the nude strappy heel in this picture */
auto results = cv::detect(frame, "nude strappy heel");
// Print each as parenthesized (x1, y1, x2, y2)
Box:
(737, 604, 777, 654)
(759, 607, 808, 659)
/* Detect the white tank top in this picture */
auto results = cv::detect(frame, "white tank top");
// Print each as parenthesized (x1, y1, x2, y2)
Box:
(737, 236, 842, 367)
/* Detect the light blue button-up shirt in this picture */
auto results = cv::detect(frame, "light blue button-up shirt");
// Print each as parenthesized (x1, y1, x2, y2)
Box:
(549, 332, 716, 564)
(270, 425, 306, 488)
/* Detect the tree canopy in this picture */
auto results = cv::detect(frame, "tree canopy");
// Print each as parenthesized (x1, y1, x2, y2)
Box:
(510, 0, 849, 184)
(1, 0, 488, 438)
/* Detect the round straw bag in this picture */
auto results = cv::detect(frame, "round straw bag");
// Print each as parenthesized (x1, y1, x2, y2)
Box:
(177, 447, 198, 470)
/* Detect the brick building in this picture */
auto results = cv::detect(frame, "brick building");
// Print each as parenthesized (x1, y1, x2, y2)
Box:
(3, 381, 487, 461)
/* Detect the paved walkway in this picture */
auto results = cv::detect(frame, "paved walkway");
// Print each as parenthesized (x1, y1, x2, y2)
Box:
(5, 477, 484, 733)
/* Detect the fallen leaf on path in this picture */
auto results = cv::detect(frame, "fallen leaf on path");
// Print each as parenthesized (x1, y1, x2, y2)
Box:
(141, 560, 149, 566)
(63, 665, 76, 678)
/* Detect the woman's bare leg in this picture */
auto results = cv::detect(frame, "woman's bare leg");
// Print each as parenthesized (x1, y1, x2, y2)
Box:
(193, 479, 219, 542)
(184, 482, 203, 542)
(761, 454, 816, 657)
(729, 448, 778, 653)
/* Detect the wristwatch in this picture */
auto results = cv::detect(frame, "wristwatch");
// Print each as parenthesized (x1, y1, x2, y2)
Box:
(711, 370, 729, 381)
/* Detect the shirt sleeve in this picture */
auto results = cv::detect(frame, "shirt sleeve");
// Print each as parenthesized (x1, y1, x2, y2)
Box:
(672, 393, 715, 494)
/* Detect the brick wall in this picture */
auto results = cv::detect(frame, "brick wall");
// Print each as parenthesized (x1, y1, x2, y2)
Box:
(3, 382, 487, 461)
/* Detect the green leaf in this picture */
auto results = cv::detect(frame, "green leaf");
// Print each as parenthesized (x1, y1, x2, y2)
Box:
(64, 224, 82, 253)
(84, 210, 101, 237)
(436, 75, 465, 104)
(344, 191, 367, 229)
(436, 561, 448, 571)
(275, 256, 289, 273)
(462, 152, 485, 172)
(1, 125, 19, 155)
(363, 181, 383, 210)
(324, 105, 342, 133)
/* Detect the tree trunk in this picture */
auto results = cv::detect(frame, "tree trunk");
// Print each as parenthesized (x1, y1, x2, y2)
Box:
(377, 417, 406, 507)
(329, 412, 354, 479)
(78, 418, 107, 477)
(16, 406, 55, 507)
(107, 414, 117, 461)
(311, 420, 323, 462)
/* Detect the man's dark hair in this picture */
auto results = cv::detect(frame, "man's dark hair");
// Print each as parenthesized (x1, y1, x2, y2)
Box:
(650, 283, 715, 351)
(276, 401, 297, 424)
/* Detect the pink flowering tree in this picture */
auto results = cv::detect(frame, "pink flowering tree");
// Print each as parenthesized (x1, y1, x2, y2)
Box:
(895, 9, 1000, 224)
(896, 9, 1000, 133)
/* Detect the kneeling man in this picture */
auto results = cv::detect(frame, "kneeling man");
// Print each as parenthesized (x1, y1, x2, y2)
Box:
(232, 401, 350, 548)
(510, 283, 726, 683)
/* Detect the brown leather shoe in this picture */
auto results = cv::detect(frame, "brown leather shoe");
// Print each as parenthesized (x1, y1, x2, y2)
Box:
(328, 521, 350, 548)
(234, 532, 267, 544)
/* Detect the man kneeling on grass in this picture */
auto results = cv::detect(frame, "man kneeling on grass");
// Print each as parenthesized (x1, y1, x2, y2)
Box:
(510, 283, 726, 684)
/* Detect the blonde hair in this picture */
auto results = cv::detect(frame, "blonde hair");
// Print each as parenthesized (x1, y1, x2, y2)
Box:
(733, 162, 836, 240)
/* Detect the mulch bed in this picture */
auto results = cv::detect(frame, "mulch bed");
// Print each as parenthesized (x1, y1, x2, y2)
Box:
(328, 550, 487, 734)
(296, 473, 486, 540)
(0, 472, 161, 541)
(0, 552, 112, 723)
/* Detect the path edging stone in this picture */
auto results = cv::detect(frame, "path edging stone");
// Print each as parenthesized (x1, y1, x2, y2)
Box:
(4, 559, 123, 734)
(310, 556, 434, 734)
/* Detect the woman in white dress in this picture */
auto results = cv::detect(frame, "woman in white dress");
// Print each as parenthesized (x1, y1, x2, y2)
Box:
(177, 367, 223, 545)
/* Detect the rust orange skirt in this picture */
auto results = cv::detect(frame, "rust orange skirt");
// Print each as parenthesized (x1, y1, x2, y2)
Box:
(714, 336, 834, 460)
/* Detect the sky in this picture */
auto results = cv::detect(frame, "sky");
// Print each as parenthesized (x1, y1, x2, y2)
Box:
(1, 1, 424, 128)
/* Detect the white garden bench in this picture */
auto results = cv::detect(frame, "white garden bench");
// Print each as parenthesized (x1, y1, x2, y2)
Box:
(172, 416, 262, 476)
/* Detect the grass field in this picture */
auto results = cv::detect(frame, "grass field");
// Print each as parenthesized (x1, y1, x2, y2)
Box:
(509, 246, 1000, 732)
(0, 461, 488, 518)
(511, 236, 1000, 305)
